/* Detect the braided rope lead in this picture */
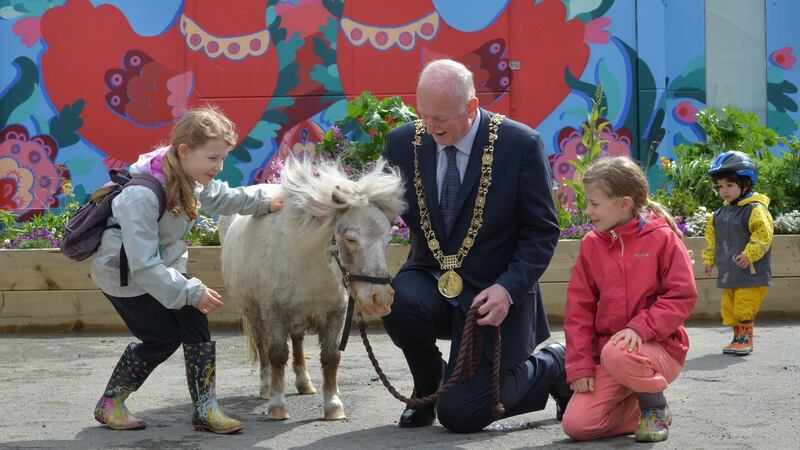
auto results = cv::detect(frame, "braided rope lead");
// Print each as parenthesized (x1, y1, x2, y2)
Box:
(358, 304, 505, 420)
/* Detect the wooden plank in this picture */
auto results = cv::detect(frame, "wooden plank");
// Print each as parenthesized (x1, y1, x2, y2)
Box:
(0, 288, 241, 333)
(186, 246, 225, 288)
(538, 277, 800, 321)
(1, 277, 798, 333)
(2, 236, 797, 292)
(686, 235, 800, 279)
(0, 249, 94, 291)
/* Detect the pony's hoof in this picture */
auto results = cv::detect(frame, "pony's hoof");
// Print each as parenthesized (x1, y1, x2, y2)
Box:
(267, 407, 289, 420)
(259, 386, 270, 400)
(325, 409, 346, 421)
(296, 382, 316, 395)
(324, 398, 346, 421)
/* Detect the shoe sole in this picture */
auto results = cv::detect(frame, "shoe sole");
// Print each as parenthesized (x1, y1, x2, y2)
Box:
(193, 424, 244, 434)
(731, 349, 753, 356)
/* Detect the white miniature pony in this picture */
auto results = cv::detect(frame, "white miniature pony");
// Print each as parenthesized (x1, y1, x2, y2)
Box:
(218, 157, 406, 420)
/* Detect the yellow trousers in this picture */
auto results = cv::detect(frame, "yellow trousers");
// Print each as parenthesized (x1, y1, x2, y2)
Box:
(720, 286, 768, 326)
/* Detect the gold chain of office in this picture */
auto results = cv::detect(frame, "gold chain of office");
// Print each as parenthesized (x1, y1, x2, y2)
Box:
(412, 113, 504, 298)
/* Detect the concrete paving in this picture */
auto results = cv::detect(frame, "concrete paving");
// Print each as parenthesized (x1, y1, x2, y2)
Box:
(1, 320, 798, 449)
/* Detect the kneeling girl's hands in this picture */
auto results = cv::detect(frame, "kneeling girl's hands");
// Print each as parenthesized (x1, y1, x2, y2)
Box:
(611, 327, 642, 353)
(197, 287, 224, 315)
(570, 377, 594, 393)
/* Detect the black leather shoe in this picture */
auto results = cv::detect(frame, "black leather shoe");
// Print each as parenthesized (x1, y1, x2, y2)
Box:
(399, 364, 444, 429)
(542, 342, 573, 421)
(399, 401, 436, 428)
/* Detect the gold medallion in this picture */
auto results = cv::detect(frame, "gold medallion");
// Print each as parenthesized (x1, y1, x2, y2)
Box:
(438, 270, 463, 298)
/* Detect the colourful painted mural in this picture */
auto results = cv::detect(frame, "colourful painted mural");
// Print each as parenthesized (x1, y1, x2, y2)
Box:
(0, 0, 797, 219)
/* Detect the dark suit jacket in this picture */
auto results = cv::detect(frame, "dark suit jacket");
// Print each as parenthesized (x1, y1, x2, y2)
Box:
(382, 108, 560, 368)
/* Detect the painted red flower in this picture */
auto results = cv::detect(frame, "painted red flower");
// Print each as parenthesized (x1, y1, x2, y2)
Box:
(0, 125, 64, 217)
(673, 101, 698, 124)
(770, 47, 796, 70)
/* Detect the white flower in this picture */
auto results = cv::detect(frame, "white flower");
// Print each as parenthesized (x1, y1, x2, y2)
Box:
(684, 206, 712, 237)
(775, 210, 800, 234)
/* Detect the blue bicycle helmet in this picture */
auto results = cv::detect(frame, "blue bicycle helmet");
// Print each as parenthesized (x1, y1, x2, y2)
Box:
(708, 150, 758, 185)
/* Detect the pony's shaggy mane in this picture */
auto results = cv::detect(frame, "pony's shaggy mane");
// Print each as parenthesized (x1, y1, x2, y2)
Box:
(280, 157, 406, 237)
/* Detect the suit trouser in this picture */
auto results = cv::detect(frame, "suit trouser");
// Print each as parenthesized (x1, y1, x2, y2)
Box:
(103, 292, 211, 366)
(561, 340, 682, 441)
(382, 269, 562, 433)
(720, 286, 768, 325)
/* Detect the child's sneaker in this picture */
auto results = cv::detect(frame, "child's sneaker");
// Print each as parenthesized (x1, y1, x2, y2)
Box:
(634, 405, 671, 442)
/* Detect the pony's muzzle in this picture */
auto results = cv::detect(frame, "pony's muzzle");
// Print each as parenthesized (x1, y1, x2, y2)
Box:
(354, 283, 394, 317)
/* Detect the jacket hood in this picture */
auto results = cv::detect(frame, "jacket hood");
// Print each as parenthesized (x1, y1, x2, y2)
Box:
(730, 192, 770, 208)
(129, 145, 169, 184)
(591, 211, 670, 244)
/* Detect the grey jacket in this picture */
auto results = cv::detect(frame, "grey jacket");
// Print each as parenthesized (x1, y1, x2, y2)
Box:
(90, 175, 271, 309)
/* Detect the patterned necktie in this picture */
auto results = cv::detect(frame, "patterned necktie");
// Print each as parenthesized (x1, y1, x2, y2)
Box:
(440, 145, 461, 237)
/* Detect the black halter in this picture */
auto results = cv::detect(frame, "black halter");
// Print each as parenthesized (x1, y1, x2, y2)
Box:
(329, 236, 392, 351)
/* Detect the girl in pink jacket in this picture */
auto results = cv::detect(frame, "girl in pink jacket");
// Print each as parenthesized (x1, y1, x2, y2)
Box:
(562, 156, 697, 443)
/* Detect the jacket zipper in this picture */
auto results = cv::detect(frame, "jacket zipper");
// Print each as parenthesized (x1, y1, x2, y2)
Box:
(610, 230, 624, 256)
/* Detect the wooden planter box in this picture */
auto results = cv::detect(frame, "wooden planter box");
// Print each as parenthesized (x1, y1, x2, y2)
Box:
(1, 236, 798, 332)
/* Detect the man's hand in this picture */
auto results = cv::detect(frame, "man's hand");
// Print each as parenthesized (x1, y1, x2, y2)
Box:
(570, 376, 594, 393)
(704, 264, 713, 276)
(471, 284, 511, 327)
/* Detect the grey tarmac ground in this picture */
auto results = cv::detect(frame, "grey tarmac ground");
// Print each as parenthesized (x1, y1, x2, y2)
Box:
(1, 320, 798, 450)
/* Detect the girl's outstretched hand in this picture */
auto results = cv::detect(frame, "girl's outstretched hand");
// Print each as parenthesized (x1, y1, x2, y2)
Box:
(570, 377, 594, 393)
(197, 287, 224, 315)
(269, 190, 286, 213)
(610, 327, 642, 353)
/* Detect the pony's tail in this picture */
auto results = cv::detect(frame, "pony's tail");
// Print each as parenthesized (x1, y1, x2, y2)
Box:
(241, 318, 260, 365)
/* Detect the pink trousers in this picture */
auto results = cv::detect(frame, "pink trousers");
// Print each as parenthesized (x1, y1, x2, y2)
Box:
(561, 340, 683, 441)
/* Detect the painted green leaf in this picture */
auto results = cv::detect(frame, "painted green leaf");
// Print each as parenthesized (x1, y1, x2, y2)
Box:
(767, 80, 798, 114)
(48, 100, 85, 148)
(0, 56, 38, 127)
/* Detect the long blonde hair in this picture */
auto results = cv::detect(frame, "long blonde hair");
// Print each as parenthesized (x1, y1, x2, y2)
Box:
(162, 107, 237, 220)
(582, 156, 683, 239)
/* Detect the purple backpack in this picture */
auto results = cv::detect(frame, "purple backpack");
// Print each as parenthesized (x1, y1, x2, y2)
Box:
(61, 169, 166, 273)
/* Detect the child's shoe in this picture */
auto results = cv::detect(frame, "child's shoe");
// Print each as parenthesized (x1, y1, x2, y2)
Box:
(729, 323, 754, 355)
(634, 405, 671, 442)
(722, 327, 738, 354)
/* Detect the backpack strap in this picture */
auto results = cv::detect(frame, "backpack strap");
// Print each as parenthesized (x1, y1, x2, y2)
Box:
(115, 171, 168, 287)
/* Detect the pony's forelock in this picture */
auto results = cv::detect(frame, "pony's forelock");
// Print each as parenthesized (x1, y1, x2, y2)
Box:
(279, 157, 407, 232)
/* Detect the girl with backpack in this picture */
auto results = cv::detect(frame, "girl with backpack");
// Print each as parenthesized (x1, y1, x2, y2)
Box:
(90, 107, 283, 434)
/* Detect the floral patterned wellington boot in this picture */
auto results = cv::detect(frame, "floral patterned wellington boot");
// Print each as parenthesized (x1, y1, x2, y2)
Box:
(94, 343, 154, 430)
(634, 404, 672, 442)
(183, 341, 244, 434)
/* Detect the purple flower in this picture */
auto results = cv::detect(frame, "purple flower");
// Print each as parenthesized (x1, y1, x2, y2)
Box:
(7, 228, 60, 249)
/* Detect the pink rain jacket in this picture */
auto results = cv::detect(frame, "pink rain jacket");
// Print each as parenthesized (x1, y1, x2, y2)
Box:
(564, 213, 698, 383)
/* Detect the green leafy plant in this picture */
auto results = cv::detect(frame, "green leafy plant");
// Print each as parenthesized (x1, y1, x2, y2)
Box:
(183, 213, 221, 246)
(316, 91, 417, 169)
(553, 84, 608, 236)
(654, 105, 798, 218)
